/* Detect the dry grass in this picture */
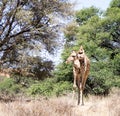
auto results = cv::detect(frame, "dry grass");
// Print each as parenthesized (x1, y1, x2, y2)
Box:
(0, 88, 120, 116)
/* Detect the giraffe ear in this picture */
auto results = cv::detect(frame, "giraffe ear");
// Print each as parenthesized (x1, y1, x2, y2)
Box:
(72, 50, 76, 53)
(71, 50, 77, 56)
(78, 45, 85, 53)
(80, 45, 83, 50)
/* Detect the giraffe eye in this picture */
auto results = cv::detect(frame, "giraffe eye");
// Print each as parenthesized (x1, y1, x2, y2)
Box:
(72, 55, 76, 57)
(78, 52, 83, 54)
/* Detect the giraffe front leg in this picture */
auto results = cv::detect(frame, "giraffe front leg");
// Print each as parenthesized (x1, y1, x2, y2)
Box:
(72, 84, 77, 99)
(79, 82, 84, 106)
(73, 68, 77, 88)
(72, 78, 77, 100)
(80, 89, 84, 106)
(73, 78, 77, 88)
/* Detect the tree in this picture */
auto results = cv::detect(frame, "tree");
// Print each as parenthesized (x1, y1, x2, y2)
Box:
(75, 6, 99, 25)
(55, 0, 120, 95)
(30, 57, 54, 80)
(0, 0, 71, 76)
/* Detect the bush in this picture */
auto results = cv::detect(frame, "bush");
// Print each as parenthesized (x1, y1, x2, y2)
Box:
(12, 75, 37, 88)
(27, 78, 54, 96)
(52, 81, 72, 96)
(111, 76, 120, 87)
(0, 78, 22, 96)
(85, 76, 110, 96)
(54, 63, 73, 82)
(85, 62, 113, 95)
(27, 78, 72, 97)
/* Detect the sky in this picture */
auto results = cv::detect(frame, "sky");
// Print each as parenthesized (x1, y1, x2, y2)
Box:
(70, 0, 112, 11)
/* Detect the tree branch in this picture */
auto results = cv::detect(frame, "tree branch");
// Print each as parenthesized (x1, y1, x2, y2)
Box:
(9, 29, 31, 38)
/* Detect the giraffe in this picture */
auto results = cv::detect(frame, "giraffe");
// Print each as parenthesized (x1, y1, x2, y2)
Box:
(66, 46, 90, 105)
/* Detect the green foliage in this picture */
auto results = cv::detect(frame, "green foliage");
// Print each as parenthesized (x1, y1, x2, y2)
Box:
(111, 76, 120, 87)
(88, 61, 114, 95)
(12, 75, 37, 88)
(27, 78, 72, 97)
(106, 7, 120, 21)
(54, 63, 73, 82)
(27, 79, 54, 96)
(0, 75, 39, 97)
(55, 0, 120, 96)
(86, 77, 110, 95)
(0, 78, 22, 96)
(112, 53, 120, 75)
(110, 0, 120, 8)
(76, 6, 100, 25)
(64, 22, 78, 42)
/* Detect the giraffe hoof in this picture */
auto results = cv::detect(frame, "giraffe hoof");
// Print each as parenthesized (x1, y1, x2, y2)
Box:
(80, 103, 84, 106)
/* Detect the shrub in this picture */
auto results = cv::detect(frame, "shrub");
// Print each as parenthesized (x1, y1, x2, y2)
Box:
(0, 78, 22, 96)
(27, 78, 72, 97)
(85, 76, 110, 96)
(12, 75, 37, 88)
(52, 81, 72, 96)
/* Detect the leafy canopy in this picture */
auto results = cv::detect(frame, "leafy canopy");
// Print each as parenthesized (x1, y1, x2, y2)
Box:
(0, 0, 72, 79)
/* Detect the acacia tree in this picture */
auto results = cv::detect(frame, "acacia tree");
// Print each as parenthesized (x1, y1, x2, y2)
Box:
(0, 0, 71, 77)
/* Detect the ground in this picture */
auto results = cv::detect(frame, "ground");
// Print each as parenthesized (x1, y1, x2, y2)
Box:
(0, 88, 119, 116)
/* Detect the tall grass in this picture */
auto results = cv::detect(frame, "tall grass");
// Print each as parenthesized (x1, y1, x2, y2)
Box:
(0, 88, 119, 116)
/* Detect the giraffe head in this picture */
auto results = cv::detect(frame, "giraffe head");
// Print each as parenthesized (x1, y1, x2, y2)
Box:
(66, 51, 80, 68)
(77, 46, 85, 60)
(66, 51, 77, 64)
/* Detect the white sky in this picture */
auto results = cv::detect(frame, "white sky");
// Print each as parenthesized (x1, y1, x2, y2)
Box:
(70, 0, 112, 11)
